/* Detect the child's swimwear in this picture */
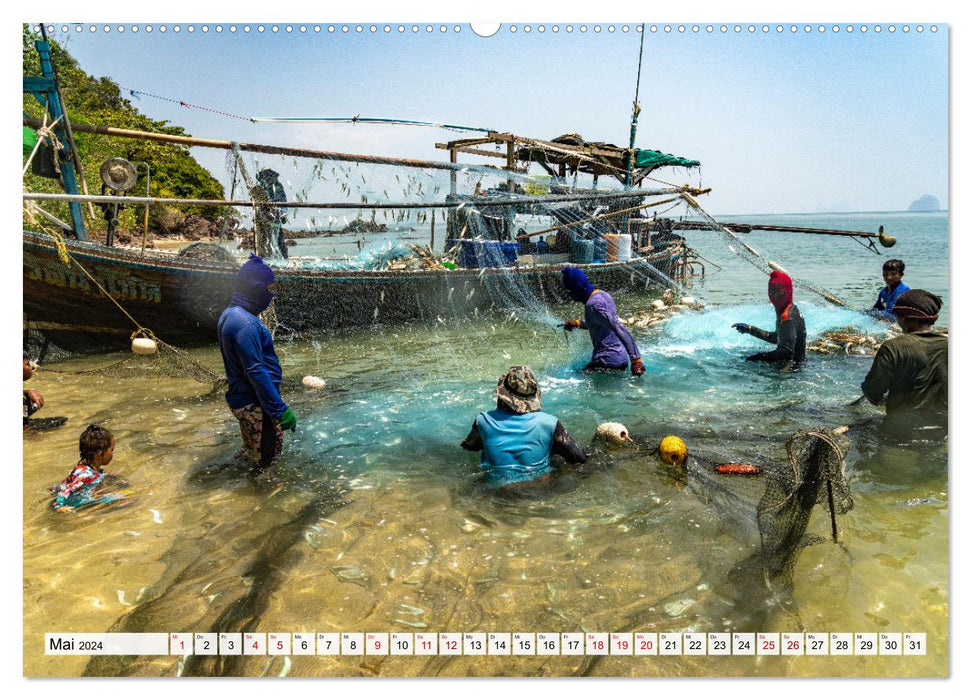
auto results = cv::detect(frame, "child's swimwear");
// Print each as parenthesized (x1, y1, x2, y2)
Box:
(50, 463, 128, 512)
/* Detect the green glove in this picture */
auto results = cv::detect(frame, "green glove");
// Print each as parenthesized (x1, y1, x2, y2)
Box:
(278, 407, 296, 432)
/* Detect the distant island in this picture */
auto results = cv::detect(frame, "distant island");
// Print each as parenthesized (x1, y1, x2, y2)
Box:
(908, 195, 941, 212)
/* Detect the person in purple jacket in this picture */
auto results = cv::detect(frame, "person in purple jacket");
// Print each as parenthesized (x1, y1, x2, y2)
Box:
(217, 254, 296, 468)
(560, 267, 646, 376)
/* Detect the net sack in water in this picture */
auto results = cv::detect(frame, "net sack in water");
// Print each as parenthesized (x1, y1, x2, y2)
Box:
(757, 427, 853, 596)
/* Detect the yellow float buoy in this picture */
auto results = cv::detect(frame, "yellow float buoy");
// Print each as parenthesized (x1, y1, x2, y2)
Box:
(659, 435, 688, 467)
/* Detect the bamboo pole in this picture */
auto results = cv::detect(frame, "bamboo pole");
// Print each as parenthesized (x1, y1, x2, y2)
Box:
(23, 116, 507, 175)
(514, 195, 685, 240)
(25, 186, 692, 211)
(672, 219, 893, 245)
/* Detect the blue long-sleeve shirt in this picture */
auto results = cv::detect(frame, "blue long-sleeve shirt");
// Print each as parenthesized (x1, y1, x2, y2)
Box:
(579, 290, 641, 368)
(871, 281, 910, 321)
(217, 305, 288, 418)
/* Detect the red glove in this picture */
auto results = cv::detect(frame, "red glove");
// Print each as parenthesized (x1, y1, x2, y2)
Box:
(631, 358, 646, 377)
(563, 319, 582, 331)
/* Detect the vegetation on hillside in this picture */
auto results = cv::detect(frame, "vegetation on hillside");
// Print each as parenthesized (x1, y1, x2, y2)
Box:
(22, 25, 226, 240)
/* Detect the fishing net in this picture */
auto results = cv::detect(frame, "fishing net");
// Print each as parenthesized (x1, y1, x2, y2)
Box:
(756, 426, 852, 598)
(36, 335, 226, 393)
(677, 195, 847, 306)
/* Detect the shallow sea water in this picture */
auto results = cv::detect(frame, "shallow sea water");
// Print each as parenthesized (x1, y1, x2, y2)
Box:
(22, 212, 948, 677)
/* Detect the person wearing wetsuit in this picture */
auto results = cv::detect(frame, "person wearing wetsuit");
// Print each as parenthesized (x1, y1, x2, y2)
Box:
(561, 267, 645, 376)
(217, 254, 296, 468)
(862, 289, 947, 437)
(733, 270, 806, 365)
(461, 365, 587, 487)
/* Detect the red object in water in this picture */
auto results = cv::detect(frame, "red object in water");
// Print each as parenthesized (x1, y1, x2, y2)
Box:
(715, 463, 762, 476)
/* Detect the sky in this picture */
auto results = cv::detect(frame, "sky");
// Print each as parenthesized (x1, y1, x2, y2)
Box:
(24, 17, 948, 216)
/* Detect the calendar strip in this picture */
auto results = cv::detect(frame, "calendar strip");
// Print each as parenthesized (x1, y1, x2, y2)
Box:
(45, 632, 927, 656)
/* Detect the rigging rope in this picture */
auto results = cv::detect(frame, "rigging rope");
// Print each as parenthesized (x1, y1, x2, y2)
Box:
(680, 193, 847, 307)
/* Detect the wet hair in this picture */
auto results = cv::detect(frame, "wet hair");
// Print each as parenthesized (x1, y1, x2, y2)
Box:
(883, 259, 905, 274)
(79, 424, 114, 463)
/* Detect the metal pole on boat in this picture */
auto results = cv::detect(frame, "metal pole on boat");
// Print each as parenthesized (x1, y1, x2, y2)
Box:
(134, 162, 150, 254)
(627, 24, 646, 189)
(625, 24, 646, 240)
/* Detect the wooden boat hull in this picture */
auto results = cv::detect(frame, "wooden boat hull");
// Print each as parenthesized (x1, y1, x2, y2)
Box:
(24, 231, 679, 353)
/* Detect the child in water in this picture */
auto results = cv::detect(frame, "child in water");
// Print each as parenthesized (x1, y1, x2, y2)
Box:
(50, 425, 129, 513)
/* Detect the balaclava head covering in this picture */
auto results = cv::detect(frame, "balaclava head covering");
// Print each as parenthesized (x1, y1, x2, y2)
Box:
(562, 267, 594, 303)
(892, 289, 942, 325)
(231, 253, 276, 314)
(767, 271, 793, 313)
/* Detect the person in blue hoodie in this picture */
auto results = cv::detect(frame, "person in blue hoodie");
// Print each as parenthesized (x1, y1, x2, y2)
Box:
(560, 267, 645, 376)
(461, 365, 587, 488)
(217, 254, 296, 467)
(869, 259, 910, 321)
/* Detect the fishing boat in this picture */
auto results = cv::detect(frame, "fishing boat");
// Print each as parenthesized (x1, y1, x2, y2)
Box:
(23, 33, 712, 353)
(23, 35, 891, 356)
(23, 118, 706, 355)
(23, 227, 692, 353)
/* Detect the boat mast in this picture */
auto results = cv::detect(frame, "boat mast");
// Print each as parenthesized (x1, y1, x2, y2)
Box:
(23, 25, 87, 239)
(625, 23, 646, 189)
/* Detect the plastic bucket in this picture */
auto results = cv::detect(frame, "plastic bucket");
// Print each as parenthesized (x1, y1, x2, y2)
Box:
(571, 238, 594, 264)
(603, 233, 620, 262)
(615, 233, 632, 261)
(449, 239, 519, 268)
(593, 237, 608, 263)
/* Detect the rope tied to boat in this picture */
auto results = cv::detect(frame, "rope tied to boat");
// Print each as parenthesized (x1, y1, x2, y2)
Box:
(22, 112, 64, 177)
(679, 193, 848, 307)
(30, 231, 224, 388)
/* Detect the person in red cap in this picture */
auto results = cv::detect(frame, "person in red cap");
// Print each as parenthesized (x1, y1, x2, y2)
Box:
(732, 271, 806, 365)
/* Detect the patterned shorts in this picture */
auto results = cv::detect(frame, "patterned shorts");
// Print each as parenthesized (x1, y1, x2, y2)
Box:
(230, 403, 284, 463)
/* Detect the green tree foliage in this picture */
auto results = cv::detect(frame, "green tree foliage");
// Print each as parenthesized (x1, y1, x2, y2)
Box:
(23, 25, 225, 236)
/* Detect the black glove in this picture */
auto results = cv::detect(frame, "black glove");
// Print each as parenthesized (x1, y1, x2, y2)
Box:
(733, 323, 752, 335)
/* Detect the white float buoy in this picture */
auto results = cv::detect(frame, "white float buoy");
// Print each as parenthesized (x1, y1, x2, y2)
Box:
(131, 337, 158, 355)
(595, 421, 633, 446)
(302, 375, 327, 390)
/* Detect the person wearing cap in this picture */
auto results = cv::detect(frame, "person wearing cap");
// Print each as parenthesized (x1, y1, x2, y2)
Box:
(732, 270, 806, 365)
(255, 168, 289, 260)
(217, 254, 296, 468)
(461, 365, 587, 487)
(560, 267, 645, 376)
(861, 289, 947, 435)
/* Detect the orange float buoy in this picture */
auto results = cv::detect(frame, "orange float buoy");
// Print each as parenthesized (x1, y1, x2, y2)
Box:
(715, 463, 762, 476)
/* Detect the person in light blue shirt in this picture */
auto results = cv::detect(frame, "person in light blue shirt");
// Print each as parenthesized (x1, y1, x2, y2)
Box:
(869, 259, 910, 321)
(217, 254, 296, 468)
(461, 365, 587, 487)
